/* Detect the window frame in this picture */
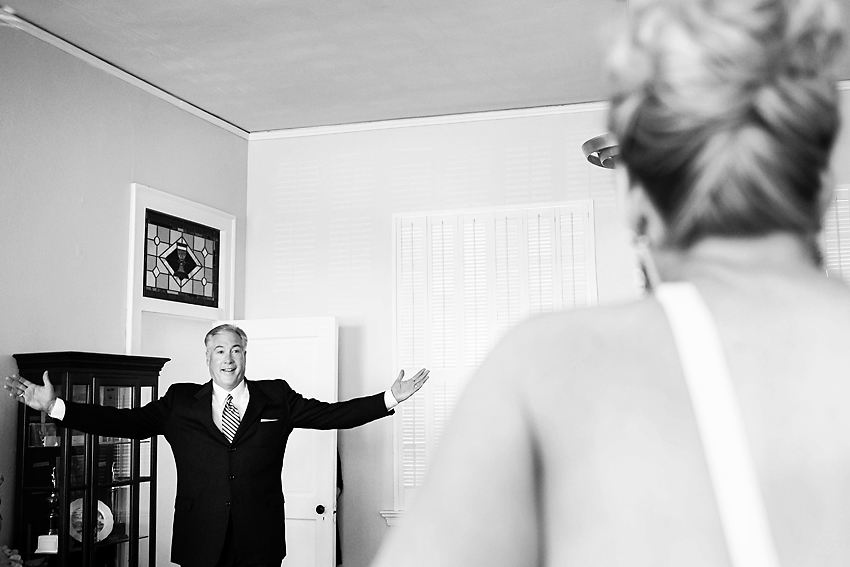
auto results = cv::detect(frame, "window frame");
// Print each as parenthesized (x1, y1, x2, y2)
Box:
(386, 200, 597, 518)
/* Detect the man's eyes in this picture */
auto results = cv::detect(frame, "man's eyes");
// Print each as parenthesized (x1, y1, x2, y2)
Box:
(214, 348, 243, 355)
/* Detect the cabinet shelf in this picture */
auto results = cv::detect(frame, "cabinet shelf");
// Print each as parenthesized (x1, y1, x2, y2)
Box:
(20, 487, 59, 494)
(97, 534, 131, 548)
(13, 351, 168, 567)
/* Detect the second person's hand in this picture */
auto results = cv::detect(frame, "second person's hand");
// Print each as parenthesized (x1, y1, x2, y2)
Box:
(390, 368, 430, 403)
(4, 371, 57, 412)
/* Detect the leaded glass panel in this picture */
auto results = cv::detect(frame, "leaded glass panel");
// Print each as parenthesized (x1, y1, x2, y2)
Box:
(143, 209, 220, 307)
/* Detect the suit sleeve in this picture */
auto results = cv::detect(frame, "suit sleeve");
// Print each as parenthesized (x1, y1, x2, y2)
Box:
(59, 386, 174, 440)
(283, 381, 393, 430)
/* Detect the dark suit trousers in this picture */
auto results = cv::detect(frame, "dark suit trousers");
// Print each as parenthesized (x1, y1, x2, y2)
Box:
(213, 515, 278, 567)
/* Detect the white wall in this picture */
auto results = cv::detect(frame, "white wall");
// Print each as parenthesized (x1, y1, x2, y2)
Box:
(0, 26, 248, 551)
(244, 107, 639, 567)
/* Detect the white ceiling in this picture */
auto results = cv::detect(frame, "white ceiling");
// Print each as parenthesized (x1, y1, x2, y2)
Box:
(4, 0, 850, 135)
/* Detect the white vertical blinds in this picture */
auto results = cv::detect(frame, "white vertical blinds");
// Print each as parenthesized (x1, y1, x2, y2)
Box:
(463, 214, 490, 368)
(527, 211, 555, 316)
(397, 217, 427, 369)
(393, 201, 597, 509)
(559, 205, 590, 308)
(822, 187, 850, 281)
(396, 216, 429, 491)
(494, 213, 521, 339)
(429, 219, 456, 368)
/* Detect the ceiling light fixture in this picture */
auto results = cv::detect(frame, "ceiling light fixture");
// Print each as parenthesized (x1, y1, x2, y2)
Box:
(581, 133, 619, 169)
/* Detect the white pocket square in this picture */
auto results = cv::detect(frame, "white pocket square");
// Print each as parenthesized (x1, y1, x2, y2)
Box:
(260, 418, 279, 422)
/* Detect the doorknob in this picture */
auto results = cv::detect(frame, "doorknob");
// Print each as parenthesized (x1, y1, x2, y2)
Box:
(316, 504, 325, 514)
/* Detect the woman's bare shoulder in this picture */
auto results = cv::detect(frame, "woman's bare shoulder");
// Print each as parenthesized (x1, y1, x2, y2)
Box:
(480, 297, 677, 389)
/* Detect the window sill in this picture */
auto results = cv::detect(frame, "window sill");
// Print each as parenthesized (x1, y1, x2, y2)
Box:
(379, 510, 405, 526)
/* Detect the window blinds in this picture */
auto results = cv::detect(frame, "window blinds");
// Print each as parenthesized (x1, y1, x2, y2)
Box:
(393, 201, 597, 508)
(822, 187, 850, 281)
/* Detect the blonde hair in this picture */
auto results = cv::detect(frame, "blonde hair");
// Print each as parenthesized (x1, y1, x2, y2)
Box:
(607, 0, 844, 247)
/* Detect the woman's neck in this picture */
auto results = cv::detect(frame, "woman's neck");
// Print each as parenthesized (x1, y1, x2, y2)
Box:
(653, 232, 822, 284)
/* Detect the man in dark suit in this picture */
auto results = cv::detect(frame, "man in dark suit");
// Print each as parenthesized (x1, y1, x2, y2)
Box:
(5, 324, 429, 567)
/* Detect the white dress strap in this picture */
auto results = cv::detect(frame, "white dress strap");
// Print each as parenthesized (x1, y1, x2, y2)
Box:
(655, 282, 781, 567)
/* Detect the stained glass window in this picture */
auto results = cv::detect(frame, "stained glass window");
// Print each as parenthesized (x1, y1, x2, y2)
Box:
(143, 209, 219, 307)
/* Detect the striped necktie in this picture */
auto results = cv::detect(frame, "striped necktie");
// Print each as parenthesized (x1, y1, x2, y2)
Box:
(221, 394, 241, 443)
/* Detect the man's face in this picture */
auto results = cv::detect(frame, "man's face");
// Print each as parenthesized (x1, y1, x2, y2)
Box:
(206, 330, 246, 391)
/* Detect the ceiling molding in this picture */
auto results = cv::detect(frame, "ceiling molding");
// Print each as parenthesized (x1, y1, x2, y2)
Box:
(0, 6, 249, 140)
(248, 101, 610, 141)
(251, 80, 850, 141)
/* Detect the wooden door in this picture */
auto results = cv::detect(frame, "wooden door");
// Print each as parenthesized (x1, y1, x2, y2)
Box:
(223, 317, 339, 567)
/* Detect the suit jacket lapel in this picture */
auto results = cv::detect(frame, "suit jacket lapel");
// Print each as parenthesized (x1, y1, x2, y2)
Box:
(193, 381, 229, 443)
(234, 379, 267, 444)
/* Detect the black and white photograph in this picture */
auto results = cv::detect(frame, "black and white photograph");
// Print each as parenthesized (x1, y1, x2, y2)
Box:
(3, 1, 850, 566)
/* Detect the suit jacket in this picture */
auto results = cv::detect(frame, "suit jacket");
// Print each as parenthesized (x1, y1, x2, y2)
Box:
(60, 378, 393, 567)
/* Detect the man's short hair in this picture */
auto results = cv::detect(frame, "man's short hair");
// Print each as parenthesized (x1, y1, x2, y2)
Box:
(204, 324, 248, 350)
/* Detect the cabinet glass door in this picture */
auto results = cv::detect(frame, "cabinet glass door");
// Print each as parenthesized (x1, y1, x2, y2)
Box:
(19, 382, 65, 565)
(138, 386, 154, 566)
(14, 352, 165, 567)
(68, 384, 90, 563)
(94, 385, 135, 567)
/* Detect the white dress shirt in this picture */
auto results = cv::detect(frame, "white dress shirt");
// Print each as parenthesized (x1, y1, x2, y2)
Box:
(212, 378, 250, 432)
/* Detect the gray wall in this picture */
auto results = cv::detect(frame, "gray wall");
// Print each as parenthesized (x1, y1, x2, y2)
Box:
(0, 26, 248, 547)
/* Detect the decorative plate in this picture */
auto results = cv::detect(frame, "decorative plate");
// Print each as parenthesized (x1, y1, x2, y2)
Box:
(69, 499, 114, 542)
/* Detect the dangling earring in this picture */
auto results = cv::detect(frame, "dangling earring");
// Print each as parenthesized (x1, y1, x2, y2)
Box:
(633, 233, 662, 294)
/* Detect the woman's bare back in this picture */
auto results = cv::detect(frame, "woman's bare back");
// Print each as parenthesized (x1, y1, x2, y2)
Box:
(525, 262, 850, 566)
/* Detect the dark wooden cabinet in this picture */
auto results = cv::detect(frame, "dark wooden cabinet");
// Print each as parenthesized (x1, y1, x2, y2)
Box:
(13, 352, 169, 567)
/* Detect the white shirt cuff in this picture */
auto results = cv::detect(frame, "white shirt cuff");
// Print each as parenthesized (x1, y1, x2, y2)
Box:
(49, 397, 66, 420)
(384, 389, 398, 410)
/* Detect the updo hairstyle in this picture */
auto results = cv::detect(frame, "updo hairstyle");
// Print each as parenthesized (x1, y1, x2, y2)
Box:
(607, 0, 845, 248)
